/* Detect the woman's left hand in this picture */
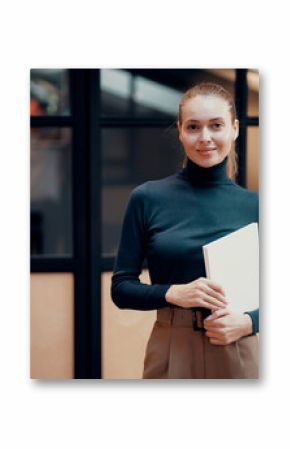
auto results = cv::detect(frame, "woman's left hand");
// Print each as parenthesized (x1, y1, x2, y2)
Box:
(204, 308, 253, 345)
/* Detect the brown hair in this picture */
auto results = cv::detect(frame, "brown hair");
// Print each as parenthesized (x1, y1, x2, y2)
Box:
(178, 82, 238, 180)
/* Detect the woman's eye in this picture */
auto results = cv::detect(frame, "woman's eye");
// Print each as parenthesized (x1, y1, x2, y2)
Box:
(187, 123, 222, 131)
(188, 125, 199, 130)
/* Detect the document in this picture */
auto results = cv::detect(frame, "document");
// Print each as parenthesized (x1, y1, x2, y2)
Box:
(202, 223, 259, 313)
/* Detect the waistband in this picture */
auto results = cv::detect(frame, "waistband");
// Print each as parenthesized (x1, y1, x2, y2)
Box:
(157, 307, 208, 331)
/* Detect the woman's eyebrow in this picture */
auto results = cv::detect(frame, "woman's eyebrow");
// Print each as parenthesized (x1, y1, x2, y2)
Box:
(209, 117, 225, 122)
(186, 117, 225, 123)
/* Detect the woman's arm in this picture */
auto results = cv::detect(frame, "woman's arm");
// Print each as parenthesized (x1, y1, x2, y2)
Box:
(111, 185, 171, 310)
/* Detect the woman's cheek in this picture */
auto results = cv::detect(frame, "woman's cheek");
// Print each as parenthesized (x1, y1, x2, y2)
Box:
(186, 135, 198, 145)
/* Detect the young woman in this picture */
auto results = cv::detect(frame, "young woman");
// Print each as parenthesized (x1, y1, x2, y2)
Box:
(111, 82, 259, 379)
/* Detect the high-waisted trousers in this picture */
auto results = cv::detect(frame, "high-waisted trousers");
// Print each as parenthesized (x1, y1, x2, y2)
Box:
(143, 307, 259, 379)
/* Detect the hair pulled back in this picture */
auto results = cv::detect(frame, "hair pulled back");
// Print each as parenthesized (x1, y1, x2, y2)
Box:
(178, 82, 238, 180)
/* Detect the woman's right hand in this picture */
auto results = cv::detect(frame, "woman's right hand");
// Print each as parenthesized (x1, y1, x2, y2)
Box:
(165, 277, 228, 311)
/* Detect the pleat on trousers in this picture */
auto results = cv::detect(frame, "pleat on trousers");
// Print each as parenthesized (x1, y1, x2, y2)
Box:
(143, 307, 259, 379)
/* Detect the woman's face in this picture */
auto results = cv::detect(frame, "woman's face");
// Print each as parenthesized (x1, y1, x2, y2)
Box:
(178, 94, 239, 168)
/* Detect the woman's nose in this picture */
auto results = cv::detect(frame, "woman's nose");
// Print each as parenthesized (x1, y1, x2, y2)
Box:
(199, 127, 212, 142)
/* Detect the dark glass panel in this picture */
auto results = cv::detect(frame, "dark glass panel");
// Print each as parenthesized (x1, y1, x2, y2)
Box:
(101, 126, 182, 257)
(100, 69, 236, 119)
(30, 127, 72, 255)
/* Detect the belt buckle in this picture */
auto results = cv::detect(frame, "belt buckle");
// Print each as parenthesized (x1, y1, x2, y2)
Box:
(192, 311, 205, 332)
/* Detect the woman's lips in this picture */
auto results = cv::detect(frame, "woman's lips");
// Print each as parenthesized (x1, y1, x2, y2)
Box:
(197, 148, 216, 155)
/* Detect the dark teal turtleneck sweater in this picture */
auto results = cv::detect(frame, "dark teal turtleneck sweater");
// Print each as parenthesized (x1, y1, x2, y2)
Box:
(111, 156, 259, 334)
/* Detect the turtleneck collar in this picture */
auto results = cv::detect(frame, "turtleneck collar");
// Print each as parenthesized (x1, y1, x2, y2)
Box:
(180, 156, 231, 186)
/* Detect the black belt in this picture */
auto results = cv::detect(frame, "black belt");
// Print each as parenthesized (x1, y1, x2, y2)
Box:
(157, 307, 210, 332)
(192, 310, 206, 331)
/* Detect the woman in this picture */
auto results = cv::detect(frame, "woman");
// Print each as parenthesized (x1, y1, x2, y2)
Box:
(111, 82, 259, 379)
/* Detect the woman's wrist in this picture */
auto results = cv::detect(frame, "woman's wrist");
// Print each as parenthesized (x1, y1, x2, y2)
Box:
(165, 285, 179, 304)
(165, 284, 195, 308)
(241, 313, 253, 337)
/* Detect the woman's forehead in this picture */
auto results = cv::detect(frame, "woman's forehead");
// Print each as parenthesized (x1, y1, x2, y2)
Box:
(182, 94, 231, 121)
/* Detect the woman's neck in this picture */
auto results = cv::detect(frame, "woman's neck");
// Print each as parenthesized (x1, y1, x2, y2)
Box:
(182, 156, 230, 186)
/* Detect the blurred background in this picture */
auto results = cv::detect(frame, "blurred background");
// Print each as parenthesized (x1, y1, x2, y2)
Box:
(30, 68, 259, 379)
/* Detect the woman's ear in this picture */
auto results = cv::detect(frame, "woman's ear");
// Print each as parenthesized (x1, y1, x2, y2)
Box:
(234, 119, 239, 140)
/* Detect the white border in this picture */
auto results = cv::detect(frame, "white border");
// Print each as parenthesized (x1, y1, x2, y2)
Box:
(0, 1, 289, 448)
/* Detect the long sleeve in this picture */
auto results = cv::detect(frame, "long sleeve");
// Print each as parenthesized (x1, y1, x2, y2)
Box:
(244, 309, 259, 334)
(244, 193, 259, 335)
(111, 185, 171, 310)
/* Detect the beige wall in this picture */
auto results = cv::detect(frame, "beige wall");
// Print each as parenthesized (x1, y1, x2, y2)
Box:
(30, 270, 154, 380)
(102, 270, 156, 379)
(247, 70, 259, 117)
(246, 69, 259, 193)
(30, 273, 74, 379)
(246, 127, 259, 193)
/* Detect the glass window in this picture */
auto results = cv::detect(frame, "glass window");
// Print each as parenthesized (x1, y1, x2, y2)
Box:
(30, 69, 70, 116)
(101, 126, 183, 257)
(30, 127, 73, 256)
(100, 69, 182, 119)
(101, 69, 237, 257)
(246, 126, 259, 192)
(247, 69, 259, 117)
(100, 69, 236, 118)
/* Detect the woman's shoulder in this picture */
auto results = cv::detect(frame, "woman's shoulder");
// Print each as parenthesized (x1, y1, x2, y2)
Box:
(125, 174, 182, 213)
(228, 181, 259, 201)
(131, 173, 181, 198)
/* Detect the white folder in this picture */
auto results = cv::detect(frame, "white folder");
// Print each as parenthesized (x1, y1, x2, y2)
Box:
(202, 223, 259, 314)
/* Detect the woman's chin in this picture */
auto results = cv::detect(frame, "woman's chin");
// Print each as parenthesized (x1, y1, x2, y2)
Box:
(194, 155, 220, 168)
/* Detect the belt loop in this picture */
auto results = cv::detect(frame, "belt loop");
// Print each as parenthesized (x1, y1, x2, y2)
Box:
(170, 307, 174, 325)
(192, 310, 205, 332)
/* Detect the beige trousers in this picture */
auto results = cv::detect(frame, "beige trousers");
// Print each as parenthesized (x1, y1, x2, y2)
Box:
(143, 307, 259, 379)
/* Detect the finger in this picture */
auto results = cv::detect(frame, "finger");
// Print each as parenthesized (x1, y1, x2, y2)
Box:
(205, 330, 223, 338)
(199, 284, 228, 305)
(205, 308, 230, 321)
(203, 278, 226, 296)
(204, 319, 225, 330)
(198, 300, 222, 312)
(200, 292, 228, 309)
(204, 316, 228, 329)
(209, 338, 227, 346)
(198, 303, 218, 312)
